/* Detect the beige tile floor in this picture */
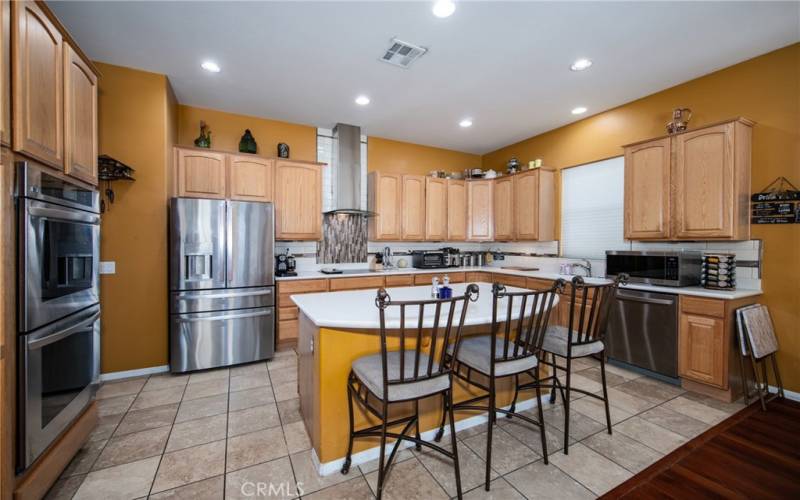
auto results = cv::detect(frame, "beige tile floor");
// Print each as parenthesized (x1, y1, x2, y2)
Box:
(46, 351, 744, 500)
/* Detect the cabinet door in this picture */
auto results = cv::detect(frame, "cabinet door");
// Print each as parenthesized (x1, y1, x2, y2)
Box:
(0, 0, 11, 146)
(514, 170, 539, 240)
(176, 148, 227, 199)
(229, 154, 273, 202)
(63, 45, 97, 185)
(425, 177, 447, 240)
(679, 313, 725, 387)
(493, 177, 514, 241)
(467, 180, 493, 241)
(446, 179, 467, 241)
(624, 138, 670, 239)
(12, 1, 63, 168)
(275, 160, 321, 240)
(401, 175, 426, 240)
(674, 123, 735, 239)
(368, 172, 402, 240)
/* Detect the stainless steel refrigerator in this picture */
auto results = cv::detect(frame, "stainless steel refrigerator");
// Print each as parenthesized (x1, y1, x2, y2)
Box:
(169, 198, 275, 373)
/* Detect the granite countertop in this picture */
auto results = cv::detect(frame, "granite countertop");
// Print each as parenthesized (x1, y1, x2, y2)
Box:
(277, 266, 762, 300)
(291, 282, 560, 329)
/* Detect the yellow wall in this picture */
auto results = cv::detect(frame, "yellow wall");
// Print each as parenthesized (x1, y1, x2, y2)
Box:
(483, 43, 800, 392)
(177, 105, 317, 162)
(368, 136, 480, 175)
(96, 62, 174, 373)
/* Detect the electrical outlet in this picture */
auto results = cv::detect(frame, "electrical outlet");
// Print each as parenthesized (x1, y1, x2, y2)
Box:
(99, 261, 116, 275)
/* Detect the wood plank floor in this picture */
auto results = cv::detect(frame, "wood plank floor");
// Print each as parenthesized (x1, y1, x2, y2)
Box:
(603, 397, 800, 499)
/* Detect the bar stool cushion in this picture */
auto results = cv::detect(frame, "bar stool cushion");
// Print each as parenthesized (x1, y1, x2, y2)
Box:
(542, 325, 604, 358)
(449, 335, 539, 377)
(352, 352, 450, 402)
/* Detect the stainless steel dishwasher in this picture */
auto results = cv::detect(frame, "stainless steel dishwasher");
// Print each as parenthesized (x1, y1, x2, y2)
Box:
(606, 289, 679, 380)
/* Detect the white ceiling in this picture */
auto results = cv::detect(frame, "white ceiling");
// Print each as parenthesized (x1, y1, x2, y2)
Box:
(50, 1, 799, 154)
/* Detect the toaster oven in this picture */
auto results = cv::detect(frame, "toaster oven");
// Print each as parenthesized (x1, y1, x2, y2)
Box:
(411, 251, 447, 269)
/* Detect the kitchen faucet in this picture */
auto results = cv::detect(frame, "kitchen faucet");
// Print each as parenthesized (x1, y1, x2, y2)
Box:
(572, 259, 592, 277)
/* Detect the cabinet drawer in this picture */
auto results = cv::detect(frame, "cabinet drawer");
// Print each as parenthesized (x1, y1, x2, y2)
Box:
(385, 275, 414, 287)
(681, 296, 725, 318)
(278, 279, 329, 294)
(328, 276, 385, 291)
(279, 306, 298, 321)
(446, 272, 466, 283)
(493, 274, 527, 288)
(526, 278, 554, 291)
(414, 274, 439, 285)
(278, 319, 298, 342)
(465, 272, 493, 283)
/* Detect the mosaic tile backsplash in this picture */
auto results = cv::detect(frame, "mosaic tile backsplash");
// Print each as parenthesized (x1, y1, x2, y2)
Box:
(317, 213, 368, 263)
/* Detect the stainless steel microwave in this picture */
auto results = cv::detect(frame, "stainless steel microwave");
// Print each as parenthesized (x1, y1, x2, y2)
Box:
(605, 250, 702, 287)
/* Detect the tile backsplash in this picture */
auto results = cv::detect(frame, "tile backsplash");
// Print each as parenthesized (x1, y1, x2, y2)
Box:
(316, 213, 368, 264)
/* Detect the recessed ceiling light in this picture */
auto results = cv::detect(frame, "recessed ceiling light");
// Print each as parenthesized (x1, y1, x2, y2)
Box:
(570, 58, 592, 71)
(355, 95, 370, 106)
(433, 0, 456, 18)
(571, 106, 588, 115)
(459, 118, 473, 128)
(201, 61, 221, 73)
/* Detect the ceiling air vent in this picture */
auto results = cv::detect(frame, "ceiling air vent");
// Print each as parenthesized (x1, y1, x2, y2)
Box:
(380, 38, 428, 68)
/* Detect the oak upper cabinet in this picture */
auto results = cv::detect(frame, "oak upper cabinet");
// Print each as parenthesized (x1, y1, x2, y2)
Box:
(673, 120, 751, 240)
(514, 169, 556, 241)
(228, 154, 273, 202)
(367, 172, 402, 240)
(623, 118, 752, 241)
(275, 160, 322, 240)
(401, 175, 426, 240)
(446, 179, 467, 241)
(12, 0, 63, 168)
(493, 177, 514, 241)
(624, 138, 670, 239)
(1, 0, 10, 147)
(175, 147, 227, 199)
(467, 179, 493, 241)
(63, 45, 97, 185)
(425, 177, 447, 241)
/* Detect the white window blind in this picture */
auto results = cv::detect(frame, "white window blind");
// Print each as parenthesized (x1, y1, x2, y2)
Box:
(560, 156, 627, 259)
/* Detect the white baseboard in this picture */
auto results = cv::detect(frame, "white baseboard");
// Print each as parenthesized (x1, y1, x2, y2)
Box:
(770, 385, 800, 402)
(315, 396, 545, 476)
(100, 365, 170, 382)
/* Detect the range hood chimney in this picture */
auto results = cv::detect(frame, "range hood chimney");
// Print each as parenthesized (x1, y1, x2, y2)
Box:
(323, 123, 374, 216)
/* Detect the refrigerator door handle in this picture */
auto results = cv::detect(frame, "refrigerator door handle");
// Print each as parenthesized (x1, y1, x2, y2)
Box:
(178, 288, 273, 301)
(180, 309, 273, 322)
(226, 200, 233, 286)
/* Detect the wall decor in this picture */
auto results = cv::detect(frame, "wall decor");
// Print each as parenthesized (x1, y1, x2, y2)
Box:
(666, 107, 692, 134)
(98, 154, 136, 212)
(751, 177, 800, 224)
(193, 121, 212, 148)
(278, 142, 290, 158)
(239, 129, 257, 153)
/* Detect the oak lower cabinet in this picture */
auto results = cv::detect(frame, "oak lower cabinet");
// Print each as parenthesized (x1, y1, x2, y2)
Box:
(228, 154, 273, 202)
(385, 274, 414, 287)
(277, 279, 328, 346)
(63, 44, 97, 185)
(446, 179, 467, 240)
(493, 177, 514, 241)
(1, 0, 11, 147)
(401, 175, 426, 240)
(175, 148, 227, 199)
(514, 169, 556, 241)
(12, 1, 63, 168)
(623, 118, 752, 241)
(367, 172, 402, 240)
(465, 271, 493, 283)
(328, 276, 385, 291)
(274, 160, 322, 240)
(425, 177, 447, 240)
(467, 180, 493, 241)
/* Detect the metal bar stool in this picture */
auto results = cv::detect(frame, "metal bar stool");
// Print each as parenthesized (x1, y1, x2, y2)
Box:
(341, 284, 479, 500)
(435, 280, 563, 491)
(533, 274, 626, 454)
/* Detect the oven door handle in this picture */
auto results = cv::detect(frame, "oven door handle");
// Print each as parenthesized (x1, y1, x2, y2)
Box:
(28, 205, 100, 225)
(27, 309, 101, 350)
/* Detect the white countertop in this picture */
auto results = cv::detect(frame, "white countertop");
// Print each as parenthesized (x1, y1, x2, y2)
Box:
(291, 282, 559, 329)
(278, 265, 762, 300)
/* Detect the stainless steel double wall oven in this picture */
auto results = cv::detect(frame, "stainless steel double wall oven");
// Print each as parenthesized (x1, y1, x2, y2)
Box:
(17, 160, 101, 470)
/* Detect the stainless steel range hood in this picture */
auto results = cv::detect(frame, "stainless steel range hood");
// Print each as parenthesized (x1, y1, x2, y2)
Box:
(323, 123, 374, 216)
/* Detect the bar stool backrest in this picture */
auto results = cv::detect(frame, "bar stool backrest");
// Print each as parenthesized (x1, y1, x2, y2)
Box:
(566, 274, 628, 347)
(490, 280, 564, 369)
(375, 284, 480, 396)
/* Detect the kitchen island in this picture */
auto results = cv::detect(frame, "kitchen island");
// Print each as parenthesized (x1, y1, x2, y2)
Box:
(292, 282, 560, 475)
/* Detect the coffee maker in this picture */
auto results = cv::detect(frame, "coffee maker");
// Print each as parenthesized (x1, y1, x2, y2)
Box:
(275, 251, 297, 277)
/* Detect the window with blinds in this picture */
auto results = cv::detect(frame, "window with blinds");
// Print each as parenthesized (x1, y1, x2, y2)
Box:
(560, 156, 627, 259)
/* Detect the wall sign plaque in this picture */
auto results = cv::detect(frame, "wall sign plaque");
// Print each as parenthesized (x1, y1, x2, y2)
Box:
(750, 177, 800, 224)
